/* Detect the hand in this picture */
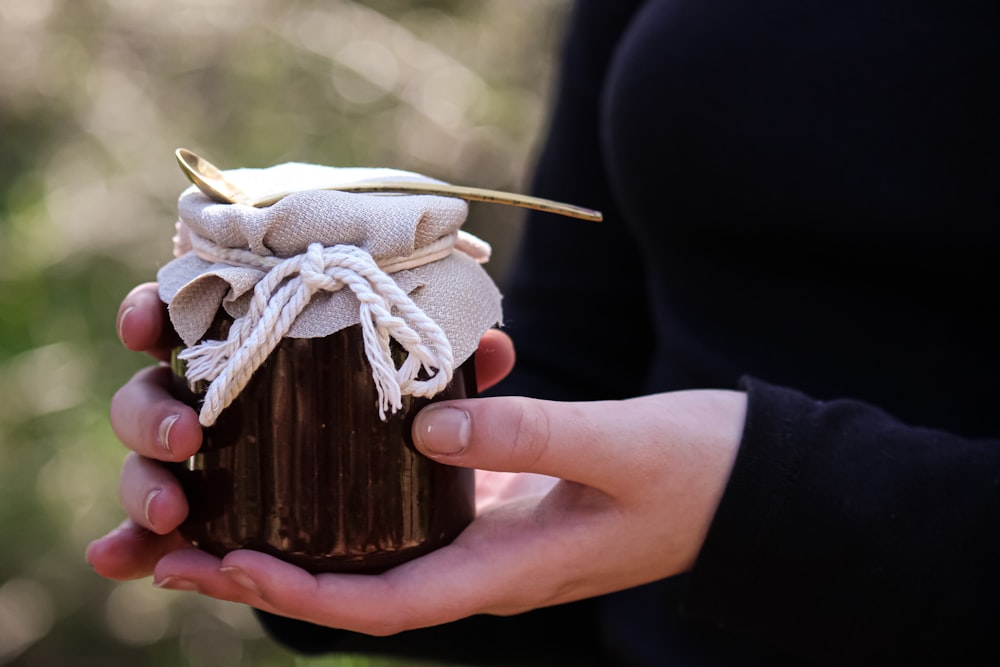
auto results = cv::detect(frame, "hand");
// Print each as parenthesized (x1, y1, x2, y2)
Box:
(86, 282, 520, 581)
(87, 282, 195, 580)
(88, 284, 746, 636)
(176, 391, 743, 634)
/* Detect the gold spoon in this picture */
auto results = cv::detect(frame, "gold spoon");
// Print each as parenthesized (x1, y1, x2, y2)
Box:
(175, 148, 602, 222)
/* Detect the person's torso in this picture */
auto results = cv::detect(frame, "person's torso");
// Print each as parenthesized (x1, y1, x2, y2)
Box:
(601, 0, 999, 436)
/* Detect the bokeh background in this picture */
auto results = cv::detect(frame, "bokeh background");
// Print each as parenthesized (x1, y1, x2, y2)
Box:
(0, 1, 570, 664)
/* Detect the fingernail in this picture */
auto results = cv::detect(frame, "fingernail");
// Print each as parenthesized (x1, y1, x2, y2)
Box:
(221, 567, 263, 597)
(144, 488, 162, 529)
(117, 305, 135, 346)
(158, 414, 179, 454)
(415, 406, 470, 455)
(155, 576, 199, 592)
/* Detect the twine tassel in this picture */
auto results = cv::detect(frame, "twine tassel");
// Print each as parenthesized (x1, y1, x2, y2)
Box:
(177, 338, 237, 383)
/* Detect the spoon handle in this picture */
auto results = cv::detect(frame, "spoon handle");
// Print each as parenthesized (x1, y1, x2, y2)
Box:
(251, 183, 603, 222)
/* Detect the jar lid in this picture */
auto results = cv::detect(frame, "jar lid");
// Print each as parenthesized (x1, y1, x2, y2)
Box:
(158, 161, 503, 426)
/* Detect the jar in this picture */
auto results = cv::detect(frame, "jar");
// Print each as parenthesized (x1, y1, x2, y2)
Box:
(170, 321, 476, 573)
(158, 161, 502, 575)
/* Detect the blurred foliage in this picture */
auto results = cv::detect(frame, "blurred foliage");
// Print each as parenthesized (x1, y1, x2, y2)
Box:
(0, 0, 569, 665)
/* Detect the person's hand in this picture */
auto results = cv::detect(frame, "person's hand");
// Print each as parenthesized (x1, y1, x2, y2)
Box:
(86, 282, 521, 581)
(87, 282, 194, 580)
(144, 390, 744, 635)
(88, 283, 747, 636)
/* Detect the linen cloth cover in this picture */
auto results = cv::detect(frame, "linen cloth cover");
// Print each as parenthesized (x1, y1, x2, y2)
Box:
(157, 161, 503, 422)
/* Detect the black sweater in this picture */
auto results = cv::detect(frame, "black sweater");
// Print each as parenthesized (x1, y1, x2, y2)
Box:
(259, 1, 1000, 664)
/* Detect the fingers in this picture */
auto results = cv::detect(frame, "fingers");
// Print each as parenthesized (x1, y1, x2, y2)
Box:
(152, 549, 279, 610)
(159, 487, 624, 634)
(214, 547, 498, 634)
(92, 282, 196, 584)
(413, 391, 747, 495)
(474, 328, 515, 392)
(127, 391, 747, 633)
(85, 519, 190, 581)
(119, 452, 189, 534)
(117, 282, 179, 360)
(413, 396, 632, 490)
(110, 365, 202, 461)
(168, 520, 536, 634)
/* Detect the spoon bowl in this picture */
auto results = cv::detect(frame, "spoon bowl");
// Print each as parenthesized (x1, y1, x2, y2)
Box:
(175, 148, 602, 222)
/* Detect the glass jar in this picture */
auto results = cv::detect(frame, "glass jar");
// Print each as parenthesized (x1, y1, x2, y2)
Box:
(170, 319, 476, 574)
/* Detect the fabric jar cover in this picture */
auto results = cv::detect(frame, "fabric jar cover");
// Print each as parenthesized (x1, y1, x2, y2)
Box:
(157, 161, 503, 426)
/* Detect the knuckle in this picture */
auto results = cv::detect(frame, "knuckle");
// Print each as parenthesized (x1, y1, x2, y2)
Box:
(507, 398, 553, 469)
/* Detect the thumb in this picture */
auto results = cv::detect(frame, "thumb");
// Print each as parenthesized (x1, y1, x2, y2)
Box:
(412, 396, 632, 489)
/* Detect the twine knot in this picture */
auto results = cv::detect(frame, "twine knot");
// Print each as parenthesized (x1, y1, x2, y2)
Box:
(179, 235, 457, 427)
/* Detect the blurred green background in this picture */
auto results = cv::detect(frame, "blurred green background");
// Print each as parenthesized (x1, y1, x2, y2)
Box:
(0, 1, 569, 665)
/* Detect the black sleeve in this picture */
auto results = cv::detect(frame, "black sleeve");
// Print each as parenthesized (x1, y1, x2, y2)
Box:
(683, 376, 1000, 665)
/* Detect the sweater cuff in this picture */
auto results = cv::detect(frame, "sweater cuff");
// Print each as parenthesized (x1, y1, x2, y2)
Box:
(679, 376, 1000, 664)
(681, 376, 816, 635)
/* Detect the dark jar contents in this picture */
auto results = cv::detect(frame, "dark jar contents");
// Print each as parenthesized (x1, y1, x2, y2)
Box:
(170, 318, 476, 574)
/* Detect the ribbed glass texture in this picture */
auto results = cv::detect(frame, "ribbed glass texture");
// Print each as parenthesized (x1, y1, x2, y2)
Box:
(172, 323, 475, 573)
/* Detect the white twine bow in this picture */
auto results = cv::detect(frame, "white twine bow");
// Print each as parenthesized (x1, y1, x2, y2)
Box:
(179, 233, 463, 427)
